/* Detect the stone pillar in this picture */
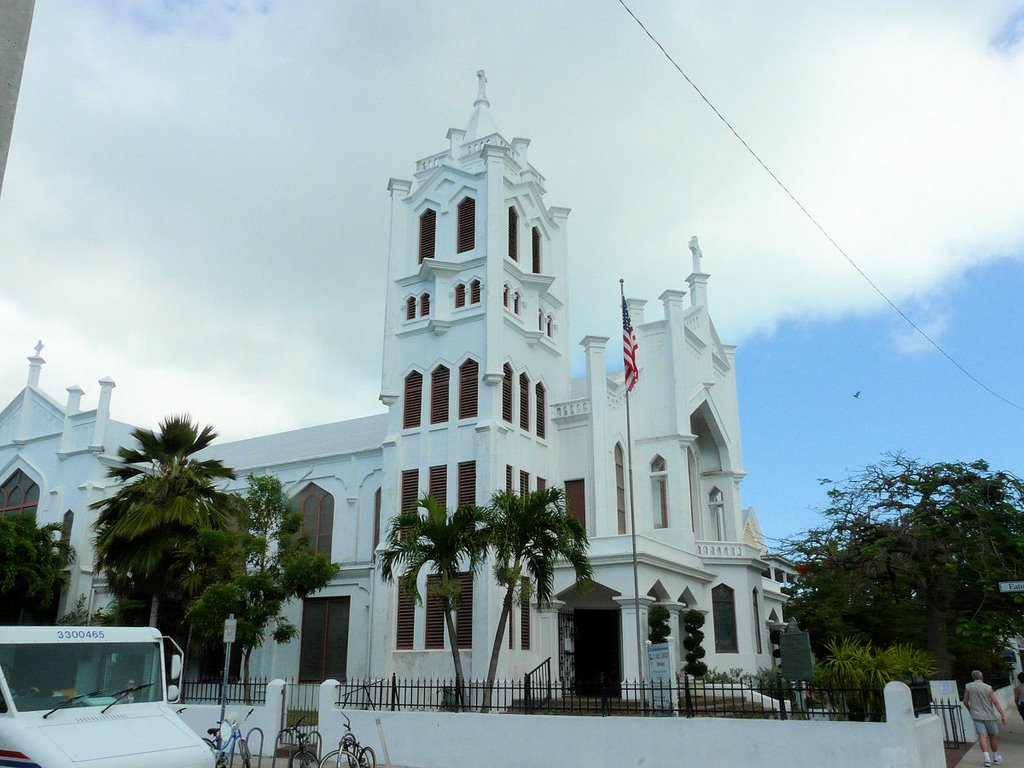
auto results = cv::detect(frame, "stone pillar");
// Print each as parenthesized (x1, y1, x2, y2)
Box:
(537, 599, 564, 682)
(626, 298, 646, 327)
(58, 385, 84, 456)
(380, 178, 412, 406)
(661, 600, 687, 674)
(89, 377, 115, 452)
(581, 335, 609, 536)
(614, 595, 655, 682)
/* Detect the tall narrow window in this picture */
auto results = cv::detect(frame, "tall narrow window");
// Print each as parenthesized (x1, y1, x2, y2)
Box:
(300, 597, 350, 681)
(1, 470, 39, 518)
(615, 444, 627, 534)
(420, 293, 431, 317)
(651, 456, 668, 529)
(425, 575, 445, 649)
(293, 483, 334, 558)
(519, 470, 530, 497)
(538, 308, 544, 331)
(456, 572, 473, 648)
(457, 197, 475, 253)
(531, 226, 541, 274)
(535, 383, 546, 438)
(536, 477, 546, 491)
(430, 365, 450, 424)
(400, 469, 419, 515)
(503, 284, 510, 308)
(457, 461, 476, 508)
(454, 283, 466, 308)
(506, 465, 513, 492)
(501, 364, 513, 423)
(752, 589, 763, 654)
(373, 488, 382, 556)
(396, 586, 414, 650)
(406, 296, 416, 321)
(519, 373, 530, 431)
(709, 487, 725, 541)
(508, 207, 519, 261)
(470, 279, 481, 304)
(428, 464, 447, 509)
(565, 479, 586, 528)
(513, 291, 521, 314)
(546, 315, 553, 338)
(458, 359, 479, 419)
(712, 584, 738, 653)
(403, 371, 423, 429)
(419, 209, 436, 263)
(520, 578, 531, 650)
(688, 449, 700, 534)
(61, 510, 74, 547)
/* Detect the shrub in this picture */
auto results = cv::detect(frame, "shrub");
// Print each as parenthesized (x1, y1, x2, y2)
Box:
(682, 610, 708, 678)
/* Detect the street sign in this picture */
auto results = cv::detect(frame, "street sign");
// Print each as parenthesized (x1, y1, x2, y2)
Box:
(223, 616, 237, 644)
(998, 581, 1024, 594)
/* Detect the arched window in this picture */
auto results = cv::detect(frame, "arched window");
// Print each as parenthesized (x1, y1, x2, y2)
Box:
(373, 488, 382, 557)
(403, 371, 423, 429)
(458, 358, 479, 419)
(419, 293, 431, 317)
(535, 382, 546, 439)
(508, 206, 519, 262)
(709, 487, 725, 541)
(651, 456, 668, 529)
(293, 483, 334, 558)
(519, 373, 530, 431)
(470, 279, 481, 304)
(538, 308, 544, 331)
(546, 315, 553, 338)
(454, 283, 466, 308)
(61, 509, 74, 547)
(457, 197, 475, 253)
(712, 584, 738, 653)
(501, 364, 513, 423)
(431, 365, 450, 424)
(513, 291, 521, 315)
(503, 284, 510, 308)
(405, 296, 417, 321)
(419, 208, 436, 263)
(532, 226, 541, 274)
(0, 470, 38, 518)
(752, 589, 763, 654)
(615, 444, 626, 534)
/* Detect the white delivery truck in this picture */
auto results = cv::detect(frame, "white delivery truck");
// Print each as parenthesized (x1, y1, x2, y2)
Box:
(0, 625, 213, 767)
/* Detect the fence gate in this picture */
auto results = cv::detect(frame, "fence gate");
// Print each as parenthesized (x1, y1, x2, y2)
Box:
(558, 609, 575, 691)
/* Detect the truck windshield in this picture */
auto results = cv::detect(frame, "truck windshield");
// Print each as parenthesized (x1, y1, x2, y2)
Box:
(0, 641, 162, 713)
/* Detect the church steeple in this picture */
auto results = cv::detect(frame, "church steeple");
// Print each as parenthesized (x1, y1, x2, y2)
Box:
(463, 69, 500, 143)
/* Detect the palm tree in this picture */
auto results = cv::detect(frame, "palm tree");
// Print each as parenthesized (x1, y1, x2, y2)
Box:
(92, 414, 237, 628)
(378, 494, 487, 702)
(480, 488, 593, 711)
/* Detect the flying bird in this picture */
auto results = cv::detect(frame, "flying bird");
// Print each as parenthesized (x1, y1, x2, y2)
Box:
(852, 391, 861, 399)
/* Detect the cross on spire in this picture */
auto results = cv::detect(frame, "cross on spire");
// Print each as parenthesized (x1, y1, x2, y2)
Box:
(474, 69, 489, 107)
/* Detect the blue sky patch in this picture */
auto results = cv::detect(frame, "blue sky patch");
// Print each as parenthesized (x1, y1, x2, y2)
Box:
(992, 7, 1024, 50)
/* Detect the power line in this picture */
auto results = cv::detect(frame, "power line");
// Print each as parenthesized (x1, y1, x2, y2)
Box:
(616, 0, 1024, 413)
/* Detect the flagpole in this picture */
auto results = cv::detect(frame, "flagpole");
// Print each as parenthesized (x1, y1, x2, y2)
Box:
(621, 279, 644, 686)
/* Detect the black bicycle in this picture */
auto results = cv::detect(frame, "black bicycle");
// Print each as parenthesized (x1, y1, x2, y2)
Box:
(318, 712, 376, 768)
(281, 715, 319, 768)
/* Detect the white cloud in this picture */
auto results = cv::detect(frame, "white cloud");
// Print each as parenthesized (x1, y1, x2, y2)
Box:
(2, 0, 1022, 439)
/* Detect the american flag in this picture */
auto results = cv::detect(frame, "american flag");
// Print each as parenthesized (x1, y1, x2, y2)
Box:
(621, 294, 639, 392)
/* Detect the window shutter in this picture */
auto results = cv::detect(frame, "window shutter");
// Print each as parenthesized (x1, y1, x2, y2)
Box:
(430, 366, 450, 424)
(519, 470, 529, 497)
(535, 383, 546, 438)
(508, 207, 518, 261)
(420, 293, 430, 317)
(458, 359, 479, 419)
(537, 477, 546, 491)
(456, 572, 473, 648)
(532, 227, 541, 274)
(425, 575, 445, 649)
(454, 283, 466, 308)
(538, 309, 544, 331)
(429, 464, 447, 509)
(403, 372, 423, 429)
(406, 297, 416, 320)
(470, 279, 481, 304)
(519, 373, 530, 431)
(565, 479, 586, 527)
(501, 364, 513, 422)
(513, 292, 520, 314)
(293, 483, 334, 558)
(457, 461, 476, 508)
(419, 209, 436, 263)
(401, 469, 419, 514)
(396, 586, 414, 650)
(457, 197, 475, 253)
(546, 315, 553, 337)
(508, 606, 514, 649)
(373, 488, 381, 554)
(520, 579, 531, 650)
(506, 464, 513, 492)
(503, 284, 509, 307)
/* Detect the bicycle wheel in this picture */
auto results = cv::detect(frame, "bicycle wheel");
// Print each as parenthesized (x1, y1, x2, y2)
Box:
(317, 749, 354, 768)
(290, 747, 317, 768)
(358, 746, 377, 768)
(238, 738, 253, 768)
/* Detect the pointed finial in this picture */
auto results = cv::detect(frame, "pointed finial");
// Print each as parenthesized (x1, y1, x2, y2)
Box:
(688, 236, 702, 273)
(475, 70, 489, 107)
(34, 340, 44, 356)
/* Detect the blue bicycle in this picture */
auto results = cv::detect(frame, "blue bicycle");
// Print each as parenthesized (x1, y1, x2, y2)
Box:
(205, 707, 254, 767)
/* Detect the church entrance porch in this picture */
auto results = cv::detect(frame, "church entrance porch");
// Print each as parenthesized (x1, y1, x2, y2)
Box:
(559, 607, 622, 697)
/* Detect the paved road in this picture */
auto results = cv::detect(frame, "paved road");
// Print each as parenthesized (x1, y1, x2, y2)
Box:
(954, 711, 1024, 768)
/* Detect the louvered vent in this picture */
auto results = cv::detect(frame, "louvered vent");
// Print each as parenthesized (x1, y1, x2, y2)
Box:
(566, 479, 586, 527)
(401, 469, 419, 514)
(425, 574, 444, 649)
(506, 464, 513, 492)
(508, 207, 518, 261)
(396, 586, 414, 649)
(429, 464, 447, 509)
(456, 572, 473, 648)
(520, 580, 531, 650)
(519, 470, 529, 497)
(457, 461, 476, 507)
(420, 293, 430, 317)
(532, 226, 541, 274)
(519, 373, 530, 431)
(406, 297, 416, 321)
(537, 477, 546, 491)
(419, 209, 436, 263)
(501, 364, 513, 422)
(535, 383, 546, 438)
(457, 197, 475, 253)
(458, 359, 479, 419)
(470, 279, 481, 304)
(454, 283, 466, 308)
(430, 366, 450, 424)
(403, 372, 422, 429)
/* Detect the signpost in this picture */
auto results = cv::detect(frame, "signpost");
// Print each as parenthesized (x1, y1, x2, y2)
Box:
(998, 581, 1024, 594)
(219, 614, 237, 728)
(646, 642, 675, 714)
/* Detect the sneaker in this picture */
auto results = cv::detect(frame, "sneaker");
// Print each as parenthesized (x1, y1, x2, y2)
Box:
(984, 761, 991, 767)
(994, 756, 1002, 765)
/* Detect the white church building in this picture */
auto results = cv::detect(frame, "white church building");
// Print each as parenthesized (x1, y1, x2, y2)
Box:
(0, 74, 793, 689)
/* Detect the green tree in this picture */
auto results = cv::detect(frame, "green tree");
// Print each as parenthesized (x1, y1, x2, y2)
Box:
(786, 456, 1024, 678)
(187, 475, 338, 693)
(0, 515, 72, 624)
(92, 414, 237, 629)
(480, 488, 593, 711)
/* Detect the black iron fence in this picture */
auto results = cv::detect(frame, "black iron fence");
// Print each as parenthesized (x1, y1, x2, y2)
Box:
(182, 676, 269, 705)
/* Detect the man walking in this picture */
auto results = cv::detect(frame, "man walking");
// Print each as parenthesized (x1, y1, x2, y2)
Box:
(964, 670, 1008, 767)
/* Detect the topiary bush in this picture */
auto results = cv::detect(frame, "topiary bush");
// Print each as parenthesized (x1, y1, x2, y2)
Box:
(648, 604, 671, 644)
(682, 609, 708, 678)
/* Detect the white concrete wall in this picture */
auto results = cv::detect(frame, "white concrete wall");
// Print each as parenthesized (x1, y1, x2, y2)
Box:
(312, 680, 944, 768)
(177, 679, 285, 757)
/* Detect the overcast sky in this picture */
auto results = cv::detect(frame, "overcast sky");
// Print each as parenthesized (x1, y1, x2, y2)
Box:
(3, 1, 1022, 543)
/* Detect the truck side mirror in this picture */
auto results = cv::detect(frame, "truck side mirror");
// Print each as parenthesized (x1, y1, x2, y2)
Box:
(169, 655, 182, 682)
(167, 684, 180, 702)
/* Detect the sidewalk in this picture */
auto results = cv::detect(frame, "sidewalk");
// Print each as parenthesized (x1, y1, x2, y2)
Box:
(954, 715, 1024, 768)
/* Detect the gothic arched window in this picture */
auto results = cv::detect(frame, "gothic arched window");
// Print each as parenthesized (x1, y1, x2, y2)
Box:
(508, 206, 519, 262)
(532, 226, 541, 274)
(470, 279, 481, 304)
(431, 365, 450, 424)
(293, 483, 334, 558)
(419, 293, 431, 317)
(405, 296, 416, 321)
(651, 456, 668, 529)
(501, 364, 513, 423)
(454, 283, 466, 308)
(535, 382, 546, 439)
(403, 371, 423, 429)
(615, 444, 626, 534)
(503, 284, 510, 308)
(712, 584, 738, 653)
(373, 488, 382, 557)
(0, 470, 38, 519)
(709, 487, 725, 541)
(513, 291, 521, 315)
(457, 197, 475, 253)
(519, 373, 530, 431)
(458, 358, 479, 419)
(61, 509, 74, 546)
(419, 208, 436, 263)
